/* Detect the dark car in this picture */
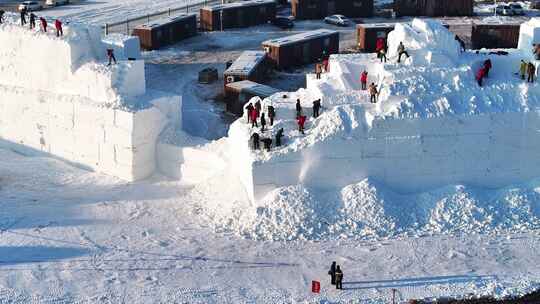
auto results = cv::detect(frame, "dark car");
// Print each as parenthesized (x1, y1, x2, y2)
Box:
(272, 16, 294, 29)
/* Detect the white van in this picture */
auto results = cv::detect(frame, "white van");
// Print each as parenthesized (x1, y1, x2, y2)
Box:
(46, 0, 69, 6)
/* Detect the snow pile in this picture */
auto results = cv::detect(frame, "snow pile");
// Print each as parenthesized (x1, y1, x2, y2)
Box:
(518, 17, 540, 53)
(225, 18, 540, 202)
(0, 14, 144, 106)
(0, 15, 182, 181)
(196, 177, 540, 241)
(387, 19, 461, 66)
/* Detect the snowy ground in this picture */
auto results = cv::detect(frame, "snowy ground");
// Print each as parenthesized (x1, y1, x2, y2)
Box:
(2, 146, 540, 303)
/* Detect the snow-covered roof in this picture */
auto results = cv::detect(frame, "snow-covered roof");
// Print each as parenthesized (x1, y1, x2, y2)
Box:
(135, 14, 196, 29)
(202, 0, 275, 11)
(357, 23, 396, 29)
(262, 29, 338, 47)
(224, 51, 267, 77)
(226, 80, 279, 97)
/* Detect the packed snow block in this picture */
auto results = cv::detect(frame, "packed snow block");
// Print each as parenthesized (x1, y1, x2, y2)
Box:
(102, 34, 142, 60)
(148, 91, 182, 127)
(518, 18, 540, 54)
(0, 21, 145, 104)
(232, 107, 540, 202)
(0, 86, 170, 181)
(156, 143, 226, 182)
(387, 20, 460, 66)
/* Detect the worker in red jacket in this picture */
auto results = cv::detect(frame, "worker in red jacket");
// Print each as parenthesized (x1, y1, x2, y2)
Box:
(297, 115, 306, 135)
(483, 59, 492, 78)
(375, 37, 385, 57)
(54, 19, 63, 37)
(250, 107, 259, 128)
(476, 67, 486, 87)
(39, 17, 47, 32)
(360, 71, 368, 90)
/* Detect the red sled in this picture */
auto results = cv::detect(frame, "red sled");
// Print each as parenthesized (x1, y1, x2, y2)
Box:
(312, 280, 320, 293)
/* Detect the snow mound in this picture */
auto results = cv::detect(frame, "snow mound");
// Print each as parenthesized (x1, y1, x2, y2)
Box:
(194, 175, 540, 241)
(387, 19, 461, 66)
(0, 13, 145, 106)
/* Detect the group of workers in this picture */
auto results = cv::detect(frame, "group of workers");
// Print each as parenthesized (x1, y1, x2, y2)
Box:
(520, 59, 537, 83)
(15, 7, 63, 37)
(5, 8, 119, 66)
(375, 37, 410, 64)
(360, 70, 379, 103)
(328, 262, 344, 290)
(247, 96, 323, 151)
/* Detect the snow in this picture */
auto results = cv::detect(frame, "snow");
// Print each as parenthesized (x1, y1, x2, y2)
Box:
(3, 146, 540, 303)
(4, 4, 540, 302)
(0, 15, 182, 181)
(224, 51, 267, 77)
(202, 0, 276, 11)
(101, 33, 142, 60)
(225, 18, 540, 202)
(262, 28, 339, 47)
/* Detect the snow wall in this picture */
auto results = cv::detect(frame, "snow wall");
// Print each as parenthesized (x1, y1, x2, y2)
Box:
(227, 18, 540, 203)
(0, 20, 145, 103)
(234, 110, 540, 202)
(0, 16, 181, 181)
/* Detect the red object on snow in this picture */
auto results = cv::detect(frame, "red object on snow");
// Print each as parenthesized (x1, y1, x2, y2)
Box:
(323, 59, 329, 72)
(476, 67, 486, 80)
(250, 108, 259, 122)
(360, 71, 368, 83)
(54, 19, 62, 30)
(311, 281, 320, 293)
(298, 115, 306, 127)
(375, 37, 385, 52)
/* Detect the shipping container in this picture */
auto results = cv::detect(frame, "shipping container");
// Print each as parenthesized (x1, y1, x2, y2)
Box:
(225, 80, 280, 115)
(200, 0, 277, 31)
(262, 29, 339, 69)
(356, 23, 395, 52)
(472, 23, 521, 49)
(131, 14, 197, 50)
(394, 0, 473, 17)
(224, 51, 271, 87)
(291, 0, 373, 19)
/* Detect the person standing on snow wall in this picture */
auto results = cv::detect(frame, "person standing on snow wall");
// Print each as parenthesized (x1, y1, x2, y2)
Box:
(251, 132, 260, 150)
(360, 70, 368, 90)
(39, 17, 47, 32)
(328, 261, 337, 285)
(260, 113, 267, 132)
(368, 83, 378, 103)
(55, 19, 63, 37)
(476, 66, 486, 87)
(297, 115, 306, 135)
(335, 265, 343, 290)
(520, 60, 528, 80)
(483, 59, 492, 78)
(312, 99, 321, 118)
(250, 106, 259, 128)
(20, 7, 27, 26)
(267, 105, 275, 126)
(397, 41, 409, 63)
(275, 128, 284, 147)
(246, 103, 254, 124)
(29, 13, 36, 29)
(375, 37, 385, 59)
(0, 10, 5, 24)
(528, 62, 536, 83)
(107, 49, 117, 66)
(296, 99, 302, 119)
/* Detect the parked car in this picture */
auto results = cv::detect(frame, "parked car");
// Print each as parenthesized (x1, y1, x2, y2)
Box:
(324, 15, 350, 27)
(18, 1, 42, 11)
(272, 16, 294, 29)
(46, 0, 70, 6)
(495, 5, 513, 16)
(509, 3, 524, 15)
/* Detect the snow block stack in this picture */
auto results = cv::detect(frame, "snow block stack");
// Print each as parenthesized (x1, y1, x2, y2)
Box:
(102, 34, 142, 60)
(226, 18, 540, 203)
(0, 16, 181, 181)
